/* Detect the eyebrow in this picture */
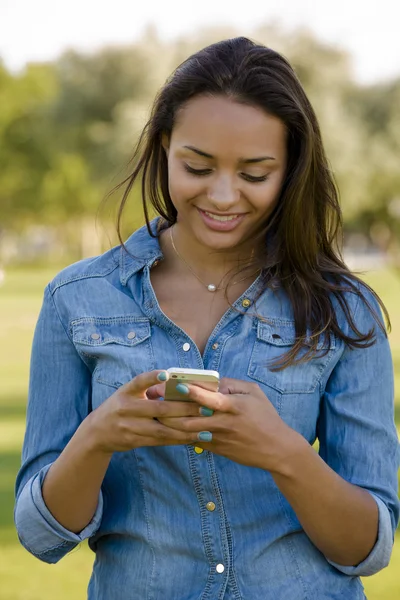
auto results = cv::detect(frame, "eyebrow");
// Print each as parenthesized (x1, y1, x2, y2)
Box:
(183, 145, 276, 163)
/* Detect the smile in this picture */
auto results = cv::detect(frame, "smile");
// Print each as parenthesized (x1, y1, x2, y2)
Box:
(202, 211, 240, 222)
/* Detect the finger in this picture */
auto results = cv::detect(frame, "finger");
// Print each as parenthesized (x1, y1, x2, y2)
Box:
(141, 420, 195, 443)
(177, 384, 235, 413)
(218, 377, 253, 395)
(131, 436, 192, 448)
(146, 383, 166, 399)
(120, 370, 169, 397)
(132, 420, 212, 445)
(157, 414, 227, 433)
(120, 398, 204, 420)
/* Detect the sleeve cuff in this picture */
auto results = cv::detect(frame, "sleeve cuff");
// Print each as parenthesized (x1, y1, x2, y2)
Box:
(327, 492, 393, 576)
(15, 464, 103, 556)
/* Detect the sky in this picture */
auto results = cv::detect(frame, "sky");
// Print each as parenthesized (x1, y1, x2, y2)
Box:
(1, 0, 399, 84)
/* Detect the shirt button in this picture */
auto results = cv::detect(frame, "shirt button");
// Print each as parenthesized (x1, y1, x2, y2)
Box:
(152, 260, 160, 268)
(242, 298, 251, 308)
(91, 333, 100, 340)
(216, 564, 225, 573)
(182, 342, 190, 352)
(212, 342, 219, 350)
(206, 501, 216, 512)
(127, 331, 136, 339)
(194, 446, 204, 454)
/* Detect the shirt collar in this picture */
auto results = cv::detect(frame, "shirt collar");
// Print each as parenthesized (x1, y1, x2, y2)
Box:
(119, 217, 165, 286)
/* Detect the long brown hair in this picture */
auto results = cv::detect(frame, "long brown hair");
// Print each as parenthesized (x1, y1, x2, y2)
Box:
(105, 36, 389, 368)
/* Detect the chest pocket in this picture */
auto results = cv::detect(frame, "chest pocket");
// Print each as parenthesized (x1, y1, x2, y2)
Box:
(248, 319, 335, 394)
(71, 316, 155, 390)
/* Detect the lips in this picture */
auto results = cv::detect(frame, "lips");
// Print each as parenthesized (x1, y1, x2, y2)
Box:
(196, 207, 246, 232)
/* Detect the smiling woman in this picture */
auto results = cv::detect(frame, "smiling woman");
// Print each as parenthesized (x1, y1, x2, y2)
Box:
(14, 37, 399, 600)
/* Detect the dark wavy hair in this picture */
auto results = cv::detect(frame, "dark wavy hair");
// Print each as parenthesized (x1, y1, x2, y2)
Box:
(106, 36, 389, 368)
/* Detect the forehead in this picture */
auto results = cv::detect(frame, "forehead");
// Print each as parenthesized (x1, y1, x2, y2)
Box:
(171, 95, 287, 160)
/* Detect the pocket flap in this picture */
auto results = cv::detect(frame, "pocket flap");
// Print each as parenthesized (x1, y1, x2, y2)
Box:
(71, 317, 151, 347)
(256, 320, 335, 350)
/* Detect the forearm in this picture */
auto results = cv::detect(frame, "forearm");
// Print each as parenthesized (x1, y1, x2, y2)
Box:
(269, 431, 379, 566)
(42, 419, 112, 534)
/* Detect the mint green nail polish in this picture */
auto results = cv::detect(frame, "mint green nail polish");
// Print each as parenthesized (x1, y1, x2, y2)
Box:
(157, 371, 168, 382)
(200, 407, 214, 417)
(176, 383, 189, 395)
(198, 431, 212, 442)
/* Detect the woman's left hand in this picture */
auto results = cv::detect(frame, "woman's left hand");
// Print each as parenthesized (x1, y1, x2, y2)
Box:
(156, 378, 301, 471)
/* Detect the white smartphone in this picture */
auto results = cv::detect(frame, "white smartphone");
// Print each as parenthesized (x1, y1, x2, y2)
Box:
(164, 368, 220, 401)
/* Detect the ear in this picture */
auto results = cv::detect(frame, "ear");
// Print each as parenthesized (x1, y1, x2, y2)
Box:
(161, 133, 170, 158)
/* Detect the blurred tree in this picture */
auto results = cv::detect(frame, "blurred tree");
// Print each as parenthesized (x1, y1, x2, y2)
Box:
(343, 80, 400, 270)
(51, 44, 155, 179)
(0, 61, 59, 229)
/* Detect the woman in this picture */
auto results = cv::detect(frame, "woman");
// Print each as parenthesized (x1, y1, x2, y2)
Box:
(15, 37, 399, 599)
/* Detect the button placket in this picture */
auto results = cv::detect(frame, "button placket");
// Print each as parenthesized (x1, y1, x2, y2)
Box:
(187, 445, 230, 590)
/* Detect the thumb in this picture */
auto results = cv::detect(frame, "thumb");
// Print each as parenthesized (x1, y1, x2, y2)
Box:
(120, 369, 170, 397)
(218, 377, 251, 395)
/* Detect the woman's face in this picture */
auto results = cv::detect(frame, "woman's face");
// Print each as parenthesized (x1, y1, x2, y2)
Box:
(163, 95, 287, 251)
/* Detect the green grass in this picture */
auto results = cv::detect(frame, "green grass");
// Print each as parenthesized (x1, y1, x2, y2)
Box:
(0, 264, 399, 599)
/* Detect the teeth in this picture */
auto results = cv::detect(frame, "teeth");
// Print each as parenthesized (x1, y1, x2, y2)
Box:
(204, 211, 239, 222)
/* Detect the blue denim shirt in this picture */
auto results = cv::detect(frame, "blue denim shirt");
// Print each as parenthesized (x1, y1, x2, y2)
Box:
(15, 220, 399, 600)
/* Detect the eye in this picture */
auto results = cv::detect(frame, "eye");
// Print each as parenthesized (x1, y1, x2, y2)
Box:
(183, 164, 212, 176)
(183, 163, 270, 183)
(241, 173, 270, 183)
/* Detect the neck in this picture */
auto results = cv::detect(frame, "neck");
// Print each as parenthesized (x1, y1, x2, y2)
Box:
(164, 222, 259, 285)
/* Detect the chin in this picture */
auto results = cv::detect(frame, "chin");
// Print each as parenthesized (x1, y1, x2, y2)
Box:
(193, 227, 247, 252)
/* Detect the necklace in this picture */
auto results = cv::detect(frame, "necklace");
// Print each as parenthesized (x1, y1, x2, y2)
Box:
(169, 226, 260, 292)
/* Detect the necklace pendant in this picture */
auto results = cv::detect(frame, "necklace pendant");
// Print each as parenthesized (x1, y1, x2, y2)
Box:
(207, 284, 217, 292)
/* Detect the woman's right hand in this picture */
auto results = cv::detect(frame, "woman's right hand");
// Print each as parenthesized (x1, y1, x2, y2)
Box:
(83, 370, 204, 455)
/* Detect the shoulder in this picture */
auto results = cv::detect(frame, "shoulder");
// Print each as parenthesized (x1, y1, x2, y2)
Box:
(333, 276, 388, 342)
(47, 219, 162, 296)
(43, 219, 162, 304)
(47, 245, 120, 295)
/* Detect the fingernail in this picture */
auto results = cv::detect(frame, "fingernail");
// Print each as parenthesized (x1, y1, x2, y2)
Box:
(176, 383, 189, 395)
(200, 407, 214, 417)
(198, 431, 212, 442)
(157, 371, 168, 382)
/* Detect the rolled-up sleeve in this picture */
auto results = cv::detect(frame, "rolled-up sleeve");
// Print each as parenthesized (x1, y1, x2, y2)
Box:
(317, 286, 400, 577)
(14, 284, 103, 563)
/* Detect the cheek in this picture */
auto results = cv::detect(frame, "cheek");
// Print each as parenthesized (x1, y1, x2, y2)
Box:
(251, 179, 282, 212)
(168, 165, 203, 205)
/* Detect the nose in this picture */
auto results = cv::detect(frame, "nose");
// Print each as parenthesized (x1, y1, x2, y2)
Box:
(207, 175, 240, 210)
